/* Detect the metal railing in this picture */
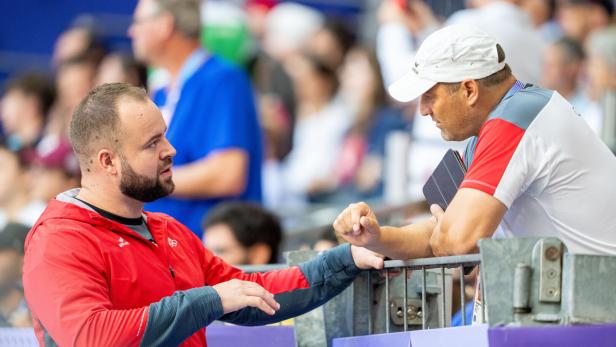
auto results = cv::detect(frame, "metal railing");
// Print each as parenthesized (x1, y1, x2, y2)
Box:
(235, 251, 484, 347)
(238, 264, 288, 273)
(375, 253, 482, 333)
(237, 253, 483, 332)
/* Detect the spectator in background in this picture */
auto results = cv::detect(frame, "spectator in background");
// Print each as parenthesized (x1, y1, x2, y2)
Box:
(129, 0, 263, 236)
(255, 3, 334, 210)
(203, 202, 282, 265)
(282, 53, 353, 204)
(313, 229, 338, 252)
(557, 0, 614, 43)
(95, 52, 148, 88)
(586, 26, 616, 102)
(0, 223, 31, 328)
(446, 0, 547, 85)
(542, 37, 600, 132)
(337, 47, 410, 199)
(245, 0, 277, 43)
(306, 19, 355, 72)
(262, 2, 323, 63)
(29, 139, 81, 204)
(46, 56, 98, 140)
(255, 3, 324, 209)
(52, 16, 106, 68)
(0, 144, 45, 229)
(586, 25, 616, 145)
(0, 73, 55, 152)
(519, 0, 562, 43)
(250, 2, 303, 162)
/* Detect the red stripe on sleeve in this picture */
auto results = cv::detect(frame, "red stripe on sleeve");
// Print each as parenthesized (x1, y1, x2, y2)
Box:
(460, 118, 525, 196)
(202, 248, 310, 294)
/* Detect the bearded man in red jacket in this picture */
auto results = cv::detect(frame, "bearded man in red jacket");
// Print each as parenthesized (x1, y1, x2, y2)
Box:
(22, 83, 383, 347)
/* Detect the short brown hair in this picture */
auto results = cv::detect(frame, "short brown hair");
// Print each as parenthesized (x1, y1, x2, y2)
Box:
(153, 0, 202, 39)
(69, 83, 147, 168)
(477, 63, 512, 88)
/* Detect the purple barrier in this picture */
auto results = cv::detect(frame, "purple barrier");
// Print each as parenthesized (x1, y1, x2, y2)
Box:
(206, 325, 296, 347)
(410, 324, 489, 347)
(332, 332, 412, 347)
(334, 324, 616, 347)
(488, 324, 616, 347)
(332, 325, 487, 347)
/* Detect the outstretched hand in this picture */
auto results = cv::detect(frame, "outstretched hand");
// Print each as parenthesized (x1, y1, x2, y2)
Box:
(213, 279, 280, 316)
(333, 202, 382, 249)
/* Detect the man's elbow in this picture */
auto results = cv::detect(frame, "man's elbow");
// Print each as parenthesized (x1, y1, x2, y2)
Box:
(212, 150, 248, 196)
(449, 238, 480, 255)
(431, 225, 481, 256)
(221, 173, 247, 196)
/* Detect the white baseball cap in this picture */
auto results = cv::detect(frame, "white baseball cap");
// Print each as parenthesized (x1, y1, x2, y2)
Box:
(388, 25, 506, 102)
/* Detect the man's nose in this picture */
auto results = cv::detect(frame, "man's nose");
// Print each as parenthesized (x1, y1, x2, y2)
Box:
(162, 137, 176, 159)
(419, 98, 431, 116)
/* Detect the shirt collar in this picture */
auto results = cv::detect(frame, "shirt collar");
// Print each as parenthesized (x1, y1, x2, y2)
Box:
(501, 80, 525, 102)
(175, 48, 208, 89)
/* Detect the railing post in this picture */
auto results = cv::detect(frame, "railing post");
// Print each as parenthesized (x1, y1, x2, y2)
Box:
(367, 270, 372, 334)
(440, 267, 446, 328)
(385, 268, 390, 333)
(481, 265, 486, 323)
(403, 267, 408, 331)
(460, 266, 466, 326)
(422, 266, 427, 329)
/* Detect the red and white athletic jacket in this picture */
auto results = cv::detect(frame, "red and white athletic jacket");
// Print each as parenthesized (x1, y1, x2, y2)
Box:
(23, 191, 361, 346)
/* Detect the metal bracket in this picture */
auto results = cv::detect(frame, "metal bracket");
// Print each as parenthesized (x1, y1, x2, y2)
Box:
(389, 298, 424, 326)
(535, 239, 563, 303)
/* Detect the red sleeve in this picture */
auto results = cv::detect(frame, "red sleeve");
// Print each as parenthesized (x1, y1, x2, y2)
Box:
(460, 118, 525, 196)
(198, 240, 310, 294)
(23, 224, 147, 347)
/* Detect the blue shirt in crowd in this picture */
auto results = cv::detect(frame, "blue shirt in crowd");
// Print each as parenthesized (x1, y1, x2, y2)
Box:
(146, 53, 263, 238)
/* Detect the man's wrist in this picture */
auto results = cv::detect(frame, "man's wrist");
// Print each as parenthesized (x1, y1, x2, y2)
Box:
(366, 226, 387, 252)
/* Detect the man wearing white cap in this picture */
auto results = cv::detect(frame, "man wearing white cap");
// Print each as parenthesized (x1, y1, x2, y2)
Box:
(333, 25, 616, 259)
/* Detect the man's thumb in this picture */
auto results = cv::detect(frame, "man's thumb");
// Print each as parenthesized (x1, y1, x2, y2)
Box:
(430, 204, 445, 218)
(360, 215, 379, 233)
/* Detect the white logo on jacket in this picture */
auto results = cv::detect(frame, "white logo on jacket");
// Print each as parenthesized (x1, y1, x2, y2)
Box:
(118, 237, 130, 248)
(168, 237, 178, 248)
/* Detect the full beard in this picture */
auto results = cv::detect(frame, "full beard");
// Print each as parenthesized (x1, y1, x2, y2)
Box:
(119, 157, 175, 203)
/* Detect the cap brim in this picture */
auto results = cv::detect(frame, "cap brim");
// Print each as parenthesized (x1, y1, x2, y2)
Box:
(387, 72, 437, 103)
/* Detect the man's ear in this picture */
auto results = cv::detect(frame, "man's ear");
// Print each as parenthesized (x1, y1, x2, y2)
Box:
(158, 12, 175, 40)
(461, 79, 480, 106)
(97, 149, 119, 176)
(248, 243, 272, 265)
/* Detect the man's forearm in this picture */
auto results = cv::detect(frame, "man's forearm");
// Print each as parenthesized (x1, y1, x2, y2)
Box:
(220, 244, 361, 326)
(372, 219, 435, 260)
(171, 149, 247, 198)
(141, 287, 223, 346)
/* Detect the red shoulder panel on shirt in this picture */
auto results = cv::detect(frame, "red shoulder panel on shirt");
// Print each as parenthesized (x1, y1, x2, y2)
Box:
(460, 118, 525, 196)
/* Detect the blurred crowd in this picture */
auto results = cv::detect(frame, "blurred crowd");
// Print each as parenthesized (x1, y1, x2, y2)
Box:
(1, 0, 616, 328)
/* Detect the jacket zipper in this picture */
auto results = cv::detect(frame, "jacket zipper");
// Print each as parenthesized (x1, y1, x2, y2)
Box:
(169, 265, 175, 279)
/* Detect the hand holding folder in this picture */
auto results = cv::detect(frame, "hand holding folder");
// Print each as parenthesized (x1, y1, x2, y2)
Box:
(423, 150, 475, 273)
